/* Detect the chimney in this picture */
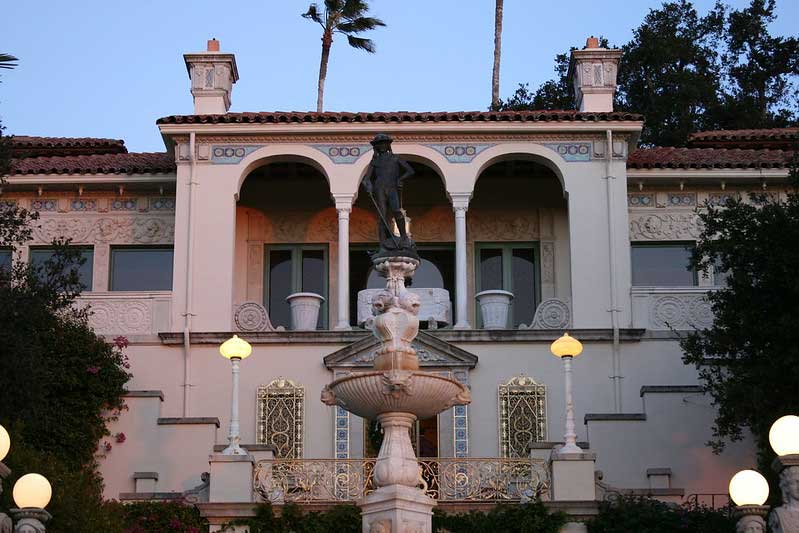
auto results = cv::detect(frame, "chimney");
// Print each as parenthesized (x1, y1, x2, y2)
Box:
(569, 36, 622, 113)
(183, 39, 239, 115)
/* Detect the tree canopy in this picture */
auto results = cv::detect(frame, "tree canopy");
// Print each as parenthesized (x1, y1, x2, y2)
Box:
(495, 0, 799, 147)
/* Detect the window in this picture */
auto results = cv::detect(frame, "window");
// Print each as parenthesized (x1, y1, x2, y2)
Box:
(30, 246, 94, 291)
(499, 376, 547, 458)
(350, 245, 455, 327)
(265, 245, 328, 329)
(631, 243, 697, 286)
(110, 247, 174, 291)
(476, 243, 539, 328)
(0, 249, 11, 272)
(257, 378, 305, 458)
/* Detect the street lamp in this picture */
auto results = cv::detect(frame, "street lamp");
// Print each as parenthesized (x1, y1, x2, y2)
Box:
(550, 332, 584, 454)
(768, 415, 799, 532)
(11, 473, 52, 532)
(770, 415, 799, 457)
(0, 425, 9, 462)
(220, 334, 252, 455)
(729, 469, 769, 533)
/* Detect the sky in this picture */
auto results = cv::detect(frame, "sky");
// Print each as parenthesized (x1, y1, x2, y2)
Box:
(2, 0, 798, 152)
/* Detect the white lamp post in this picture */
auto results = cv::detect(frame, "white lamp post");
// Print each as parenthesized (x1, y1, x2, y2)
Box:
(11, 473, 52, 532)
(729, 469, 770, 533)
(768, 415, 799, 532)
(219, 334, 252, 455)
(550, 332, 584, 454)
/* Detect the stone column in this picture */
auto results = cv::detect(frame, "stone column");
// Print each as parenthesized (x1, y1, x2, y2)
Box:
(334, 195, 354, 330)
(452, 194, 471, 329)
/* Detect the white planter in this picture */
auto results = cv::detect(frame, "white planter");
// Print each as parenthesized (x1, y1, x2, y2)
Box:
(475, 290, 514, 329)
(286, 292, 325, 331)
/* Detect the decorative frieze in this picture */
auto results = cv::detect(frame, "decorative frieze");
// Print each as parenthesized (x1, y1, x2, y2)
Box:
(71, 199, 97, 211)
(629, 212, 701, 241)
(425, 144, 494, 163)
(210, 145, 263, 164)
(667, 193, 696, 207)
(542, 142, 592, 162)
(627, 193, 655, 208)
(30, 215, 174, 245)
(78, 295, 171, 335)
(111, 198, 138, 211)
(149, 197, 176, 211)
(631, 288, 715, 331)
(31, 199, 58, 212)
(312, 144, 372, 164)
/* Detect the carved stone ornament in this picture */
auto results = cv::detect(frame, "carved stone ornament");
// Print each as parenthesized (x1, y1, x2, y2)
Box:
(358, 288, 452, 328)
(31, 215, 174, 245)
(0, 514, 9, 533)
(521, 298, 571, 330)
(770, 465, 799, 533)
(650, 295, 713, 330)
(629, 213, 701, 241)
(369, 519, 392, 533)
(234, 301, 284, 332)
(83, 299, 154, 335)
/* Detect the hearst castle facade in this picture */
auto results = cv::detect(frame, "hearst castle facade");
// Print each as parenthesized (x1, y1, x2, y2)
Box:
(5, 38, 796, 526)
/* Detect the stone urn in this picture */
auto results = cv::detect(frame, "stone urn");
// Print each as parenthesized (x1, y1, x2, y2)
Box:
(286, 292, 325, 331)
(475, 289, 514, 329)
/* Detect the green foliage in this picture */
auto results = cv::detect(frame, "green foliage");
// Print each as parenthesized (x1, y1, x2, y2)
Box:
(588, 497, 735, 533)
(232, 502, 361, 533)
(504, 0, 799, 146)
(105, 500, 208, 533)
(681, 161, 799, 490)
(432, 502, 566, 533)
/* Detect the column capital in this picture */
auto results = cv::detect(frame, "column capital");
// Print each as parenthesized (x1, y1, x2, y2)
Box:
(332, 193, 355, 212)
(450, 192, 472, 211)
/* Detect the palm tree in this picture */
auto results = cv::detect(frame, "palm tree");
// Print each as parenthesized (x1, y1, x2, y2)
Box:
(0, 54, 18, 72)
(302, 1, 385, 113)
(491, 0, 504, 109)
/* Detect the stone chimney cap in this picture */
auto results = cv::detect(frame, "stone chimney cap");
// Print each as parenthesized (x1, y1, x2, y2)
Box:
(585, 36, 600, 49)
(207, 39, 220, 52)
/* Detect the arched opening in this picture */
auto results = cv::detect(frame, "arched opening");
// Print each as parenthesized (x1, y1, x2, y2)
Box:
(349, 160, 455, 329)
(470, 158, 569, 328)
(236, 160, 334, 330)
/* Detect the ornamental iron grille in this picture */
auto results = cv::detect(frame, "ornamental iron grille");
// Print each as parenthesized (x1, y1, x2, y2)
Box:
(257, 378, 305, 458)
(499, 376, 547, 458)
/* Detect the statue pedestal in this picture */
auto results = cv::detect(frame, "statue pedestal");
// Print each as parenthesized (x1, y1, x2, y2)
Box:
(359, 484, 435, 533)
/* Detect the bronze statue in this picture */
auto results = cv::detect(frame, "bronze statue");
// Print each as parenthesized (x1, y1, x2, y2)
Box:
(362, 133, 417, 257)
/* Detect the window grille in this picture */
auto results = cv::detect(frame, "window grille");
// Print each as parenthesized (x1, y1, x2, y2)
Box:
(498, 376, 547, 458)
(257, 378, 305, 458)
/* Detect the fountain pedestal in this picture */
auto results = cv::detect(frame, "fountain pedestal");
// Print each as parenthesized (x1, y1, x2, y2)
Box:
(321, 257, 471, 533)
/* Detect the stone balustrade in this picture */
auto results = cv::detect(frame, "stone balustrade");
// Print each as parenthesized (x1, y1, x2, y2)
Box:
(631, 287, 715, 331)
(77, 292, 172, 336)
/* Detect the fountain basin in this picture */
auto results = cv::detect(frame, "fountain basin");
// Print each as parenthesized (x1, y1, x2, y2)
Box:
(321, 370, 471, 420)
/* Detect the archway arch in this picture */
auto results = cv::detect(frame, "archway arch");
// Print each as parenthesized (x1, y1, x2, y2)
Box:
(468, 144, 569, 193)
(236, 145, 336, 195)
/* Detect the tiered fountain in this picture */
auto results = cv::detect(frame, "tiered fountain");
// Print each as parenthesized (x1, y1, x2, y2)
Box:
(322, 255, 471, 533)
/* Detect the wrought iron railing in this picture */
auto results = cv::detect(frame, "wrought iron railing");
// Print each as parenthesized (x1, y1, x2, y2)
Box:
(253, 457, 550, 504)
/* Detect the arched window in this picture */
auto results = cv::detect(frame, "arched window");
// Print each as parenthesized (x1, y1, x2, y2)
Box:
(498, 376, 547, 458)
(257, 378, 305, 458)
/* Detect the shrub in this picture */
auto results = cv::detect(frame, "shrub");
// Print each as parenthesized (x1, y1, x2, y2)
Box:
(433, 502, 567, 533)
(588, 496, 735, 533)
(106, 500, 209, 533)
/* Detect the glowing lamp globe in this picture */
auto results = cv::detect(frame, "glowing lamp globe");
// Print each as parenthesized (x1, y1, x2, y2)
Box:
(219, 335, 252, 360)
(729, 470, 769, 506)
(13, 473, 52, 509)
(0, 424, 9, 462)
(550, 333, 583, 358)
(769, 415, 799, 457)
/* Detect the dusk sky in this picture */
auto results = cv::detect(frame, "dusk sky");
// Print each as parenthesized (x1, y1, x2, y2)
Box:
(3, 0, 797, 152)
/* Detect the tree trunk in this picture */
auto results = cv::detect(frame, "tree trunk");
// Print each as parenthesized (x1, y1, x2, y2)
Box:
(317, 31, 333, 113)
(491, 0, 504, 109)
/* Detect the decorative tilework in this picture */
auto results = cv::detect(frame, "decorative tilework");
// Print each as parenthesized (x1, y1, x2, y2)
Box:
(0, 200, 17, 210)
(312, 144, 372, 164)
(543, 142, 592, 162)
(333, 371, 350, 459)
(751, 192, 778, 205)
(31, 199, 57, 212)
(425, 144, 493, 163)
(453, 372, 469, 458)
(628, 193, 655, 207)
(71, 199, 97, 211)
(668, 193, 696, 207)
(708, 193, 737, 206)
(149, 197, 176, 211)
(111, 198, 138, 211)
(210, 145, 263, 164)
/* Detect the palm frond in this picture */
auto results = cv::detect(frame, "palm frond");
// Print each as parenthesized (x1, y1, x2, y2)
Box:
(0, 54, 18, 70)
(338, 16, 385, 33)
(346, 35, 376, 53)
(341, 0, 369, 18)
(302, 3, 324, 25)
(324, 0, 345, 14)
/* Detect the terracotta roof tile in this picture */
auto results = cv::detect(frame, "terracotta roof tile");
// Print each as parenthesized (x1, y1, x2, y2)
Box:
(156, 110, 643, 125)
(627, 147, 796, 169)
(9, 152, 175, 175)
(688, 128, 799, 150)
(11, 136, 128, 158)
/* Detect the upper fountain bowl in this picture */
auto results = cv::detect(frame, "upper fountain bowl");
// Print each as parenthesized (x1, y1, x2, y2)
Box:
(321, 370, 471, 420)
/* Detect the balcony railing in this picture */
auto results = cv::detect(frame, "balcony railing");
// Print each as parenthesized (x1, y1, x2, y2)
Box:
(253, 457, 550, 504)
(631, 287, 715, 331)
(77, 291, 171, 336)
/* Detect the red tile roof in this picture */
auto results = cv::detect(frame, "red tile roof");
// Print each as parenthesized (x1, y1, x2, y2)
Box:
(156, 110, 643, 125)
(11, 136, 128, 158)
(10, 152, 175, 175)
(687, 128, 799, 150)
(627, 147, 796, 169)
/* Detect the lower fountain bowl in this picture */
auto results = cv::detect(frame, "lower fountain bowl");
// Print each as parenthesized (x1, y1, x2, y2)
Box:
(322, 370, 471, 420)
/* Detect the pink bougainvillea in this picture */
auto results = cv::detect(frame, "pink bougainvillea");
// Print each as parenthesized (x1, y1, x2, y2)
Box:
(115, 432, 126, 444)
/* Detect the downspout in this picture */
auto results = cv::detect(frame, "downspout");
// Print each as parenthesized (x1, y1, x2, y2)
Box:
(605, 129, 623, 413)
(182, 132, 197, 417)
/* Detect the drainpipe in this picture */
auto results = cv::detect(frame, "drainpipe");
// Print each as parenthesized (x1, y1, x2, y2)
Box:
(182, 132, 197, 417)
(605, 129, 623, 413)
